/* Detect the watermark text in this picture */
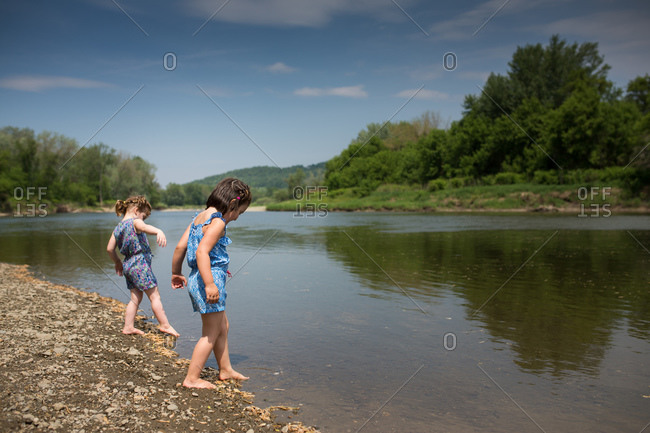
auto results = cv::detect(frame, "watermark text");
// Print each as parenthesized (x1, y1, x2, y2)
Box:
(14, 187, 48, 217)
(293, 186, 328, 217)
(577, 186, 611, 217)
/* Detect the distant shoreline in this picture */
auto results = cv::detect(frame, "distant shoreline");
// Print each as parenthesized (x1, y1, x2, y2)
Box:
(4, 204, 650, 217)
(1, 205, 268, 217)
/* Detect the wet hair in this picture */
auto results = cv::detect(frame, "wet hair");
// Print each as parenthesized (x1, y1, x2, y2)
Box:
(115, 195, 151, 218)
(205, 178, 252, 214)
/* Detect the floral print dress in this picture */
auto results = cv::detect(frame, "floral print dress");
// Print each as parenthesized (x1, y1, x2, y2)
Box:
(113, 218, 157, 291)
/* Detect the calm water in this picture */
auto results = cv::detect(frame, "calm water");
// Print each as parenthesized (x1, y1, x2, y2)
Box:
(1, 211, 649, 432)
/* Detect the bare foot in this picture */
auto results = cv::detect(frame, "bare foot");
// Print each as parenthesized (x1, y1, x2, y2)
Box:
(219, 369, 249, 381)
(122, 327, 145, 335)
(182, 378, 216, 389)
(159, 325, 179, 337)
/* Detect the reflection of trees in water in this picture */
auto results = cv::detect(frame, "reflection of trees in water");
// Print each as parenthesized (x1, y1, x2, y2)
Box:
(322, 227, 650, 377)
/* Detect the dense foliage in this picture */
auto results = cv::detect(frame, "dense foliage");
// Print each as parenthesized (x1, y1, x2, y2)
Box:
(0, 127, 160, 212)
(324, 36, 650, 197)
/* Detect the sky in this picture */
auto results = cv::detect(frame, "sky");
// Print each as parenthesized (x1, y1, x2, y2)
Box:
(1, 0, 649, 187)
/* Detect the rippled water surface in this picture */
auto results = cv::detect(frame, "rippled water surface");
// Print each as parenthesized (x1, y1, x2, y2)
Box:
(1, 211, 649, 432)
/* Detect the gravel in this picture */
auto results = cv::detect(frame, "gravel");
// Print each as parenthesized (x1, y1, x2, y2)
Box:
(0, 263, 318, 433)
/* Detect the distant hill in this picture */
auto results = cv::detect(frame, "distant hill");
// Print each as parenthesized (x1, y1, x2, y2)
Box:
(187, 162, 326, 189)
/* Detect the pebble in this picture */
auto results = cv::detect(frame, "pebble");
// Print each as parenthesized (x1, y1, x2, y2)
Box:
(0, 263, 318, 433)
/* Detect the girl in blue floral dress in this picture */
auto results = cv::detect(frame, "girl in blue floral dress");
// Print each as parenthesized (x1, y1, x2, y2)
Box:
(107, 195, 178, 337)
(171, 178, 251, 388)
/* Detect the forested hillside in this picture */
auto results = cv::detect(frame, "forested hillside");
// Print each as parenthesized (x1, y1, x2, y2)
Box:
(162, 163, 325, 206)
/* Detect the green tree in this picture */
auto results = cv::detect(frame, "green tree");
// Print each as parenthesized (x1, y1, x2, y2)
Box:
(183, 183, 207, 206)
(163, 183, 186, 206)
(626, 74, 650, 115)
(286, 167, 305, 197)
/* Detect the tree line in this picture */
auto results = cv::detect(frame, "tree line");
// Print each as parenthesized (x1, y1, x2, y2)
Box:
(0, 125, 325, 211)
(0, 127, 159, 212)
(324, 35, 650, 197)
(3, 35, 648, 212)
(164, 163, 325, 206)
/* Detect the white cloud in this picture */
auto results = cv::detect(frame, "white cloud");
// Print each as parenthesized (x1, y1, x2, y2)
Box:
(536, 9, 650, 82)
(267, 62, 297, 73)
(294, 85, 368, 98)
(187, 0, 417, 27)
(429, 0, 566, 40)
(395, 89, 448, 100)
(0, 75, 113, 92)
(543, 10, 650, 42)
(459, 71, 492, 82)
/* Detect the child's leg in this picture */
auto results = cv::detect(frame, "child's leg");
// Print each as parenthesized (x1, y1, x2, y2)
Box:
(183, 312, 222, 388)
(123, 289, 145, 335)
(213, 312, 249, 381)
(144, 286, 179, 337)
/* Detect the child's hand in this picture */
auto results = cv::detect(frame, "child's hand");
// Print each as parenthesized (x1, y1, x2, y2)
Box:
(205, 282, 220, 303)
(156, 230, 167, 247)
(114, 262, 123, 276)
(171, 274, 187, 289)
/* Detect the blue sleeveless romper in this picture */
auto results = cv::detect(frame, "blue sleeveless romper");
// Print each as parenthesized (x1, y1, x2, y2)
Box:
(187, 212, 231, 313)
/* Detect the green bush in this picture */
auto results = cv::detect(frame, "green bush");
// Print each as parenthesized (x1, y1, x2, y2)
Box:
(494, 172, 526, 185)
(533, 170, 559, 185)
(448, 177, 475, 188)
(427, 179, 447, 191)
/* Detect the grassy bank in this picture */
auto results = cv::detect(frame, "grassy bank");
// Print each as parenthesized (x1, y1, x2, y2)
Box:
(267, 183, 649, 213)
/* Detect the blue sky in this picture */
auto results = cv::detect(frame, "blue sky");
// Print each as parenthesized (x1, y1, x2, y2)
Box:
(1, 0, 649, 186)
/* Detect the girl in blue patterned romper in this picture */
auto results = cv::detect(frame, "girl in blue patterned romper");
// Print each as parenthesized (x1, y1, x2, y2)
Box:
(107, 196, 178, 337)
(171, 178, 251, 388)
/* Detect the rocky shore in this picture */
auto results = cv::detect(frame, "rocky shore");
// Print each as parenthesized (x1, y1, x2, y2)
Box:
(0, 263, 317, 433)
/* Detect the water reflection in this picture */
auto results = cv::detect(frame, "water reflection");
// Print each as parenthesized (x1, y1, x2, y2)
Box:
(321, 226, 650, 377)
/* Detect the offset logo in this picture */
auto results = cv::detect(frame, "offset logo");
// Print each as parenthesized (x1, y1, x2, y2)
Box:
(163, 52, 177, 71)
(443, 332, 457, 351)
(443, 52, 457, 71)
(293, 186, 328, 218)
(577, 186, 611, 218)
(14, 187, 48, 217)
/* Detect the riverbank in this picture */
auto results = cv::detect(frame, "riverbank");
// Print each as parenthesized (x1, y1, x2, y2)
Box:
(1, 205, 267, 217)
(0, 263, 317, 433)
(266, 184, 650, 213)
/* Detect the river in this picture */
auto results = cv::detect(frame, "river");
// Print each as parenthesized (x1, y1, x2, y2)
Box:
(1, 210, 649, 432)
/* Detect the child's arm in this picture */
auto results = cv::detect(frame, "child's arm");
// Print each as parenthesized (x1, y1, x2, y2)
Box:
(171, 223, 191, 289)
(133, 219, 167, 247)
(196, 219, 226, 304)
(106, 234, 123, 276)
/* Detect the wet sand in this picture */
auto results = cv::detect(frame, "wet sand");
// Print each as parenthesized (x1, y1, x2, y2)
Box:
(0, 263, 317, 432)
